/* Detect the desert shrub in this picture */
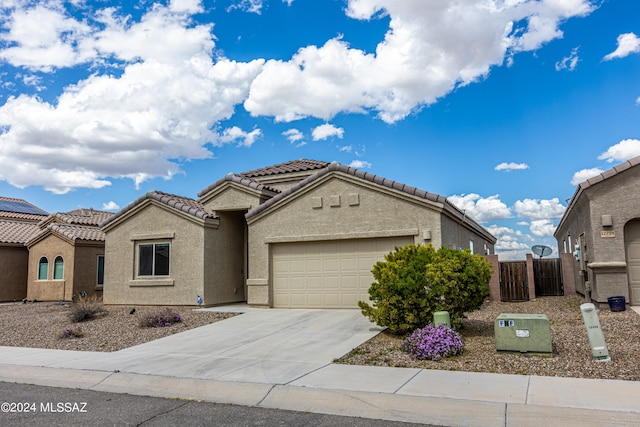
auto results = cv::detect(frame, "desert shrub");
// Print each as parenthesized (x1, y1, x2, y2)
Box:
(69, 295, 107, 323)
(60, 327, 84, 339)
(358, 244, 492, 334)
(402, 323, 464, 361)
(139, 307, 182, 328)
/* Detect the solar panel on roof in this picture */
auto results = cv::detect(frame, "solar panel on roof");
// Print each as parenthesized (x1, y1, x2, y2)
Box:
(0, 200, 48, 215)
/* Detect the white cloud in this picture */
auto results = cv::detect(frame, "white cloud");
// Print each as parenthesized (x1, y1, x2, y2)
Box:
(227, 0, 263, 14)
(571, 167, 604, 185)
(447, 194, 511, 223)
(245, 0, 595, 123)
(282, 0, 294, 6)
(339, 145, 352, 153)
(486, 224, 533, 260)
(514, 198, 565, 220)
(349, 160, 372, 169)
(219, 126, 262, 147)
(555, 47, 579, 71)
(282, 128, 304, 142)
(312, 123, 344, 141)
(102, 200, 120, 211)
(530, 219, 556, 237)
(0, 3, 265, 193)
(597, 139, 640, 163)
(495, 162, 529, 171)
(0, 4, 93, 72)
(603, 33, 640, 61)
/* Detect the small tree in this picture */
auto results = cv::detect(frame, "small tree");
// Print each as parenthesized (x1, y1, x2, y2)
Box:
(358, 244, 492, 335)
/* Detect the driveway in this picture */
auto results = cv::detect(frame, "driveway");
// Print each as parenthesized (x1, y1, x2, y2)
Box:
(0, 307, 383, 385)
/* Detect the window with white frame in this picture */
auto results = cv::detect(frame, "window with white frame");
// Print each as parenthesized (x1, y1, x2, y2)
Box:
(53, 256, 64, 280)
(137, 242, 170, 277)
(38, 257, 48, 280)
(97, 255, 105, 286)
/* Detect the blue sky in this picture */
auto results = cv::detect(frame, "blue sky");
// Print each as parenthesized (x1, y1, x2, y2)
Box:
(1, 0, 639, 259)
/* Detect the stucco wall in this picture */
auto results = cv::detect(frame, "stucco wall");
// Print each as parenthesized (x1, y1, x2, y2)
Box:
(27, 235, 75, 301)
(103, 203, 209, 306)
(203, 211, 246, 305)
(440, 214, 495, 255)
(555, 194, 591, 296)
(0, 246, 29, 302)
(201, 185, 264, 212)
(247, 174, 452, 306)
(73, 244, 105, 299)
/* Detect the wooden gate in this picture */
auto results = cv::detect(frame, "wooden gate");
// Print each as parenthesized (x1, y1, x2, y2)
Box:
(499, 261, 529, 302)
(533, 258, 564, 296)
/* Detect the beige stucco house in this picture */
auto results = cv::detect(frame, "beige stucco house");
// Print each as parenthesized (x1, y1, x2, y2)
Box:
(26, 209, 113, 301)
(554, 155, 640, 308)
(0, 196, 48, 302)
(0, 197, 48, 302)
(101, 191, 246, 306)
(102, 159, 495, 308)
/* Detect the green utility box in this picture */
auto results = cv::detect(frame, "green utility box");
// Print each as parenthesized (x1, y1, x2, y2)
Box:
(494, 313, 552, 354)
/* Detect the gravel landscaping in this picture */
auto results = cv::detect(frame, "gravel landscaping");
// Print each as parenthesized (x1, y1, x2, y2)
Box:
(337, 294, 640, 381)
(1, 295, 638, 382)
(0, 302, 236, 352)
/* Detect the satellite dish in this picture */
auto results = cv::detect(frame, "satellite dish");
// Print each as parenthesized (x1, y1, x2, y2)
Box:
(531, 245, 553, 258)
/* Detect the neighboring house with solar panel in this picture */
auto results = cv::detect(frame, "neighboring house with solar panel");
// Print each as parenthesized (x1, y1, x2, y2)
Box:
(101, 159, 495, 308)
(0, 196, 48, 302)
(25, 209, 114, 301)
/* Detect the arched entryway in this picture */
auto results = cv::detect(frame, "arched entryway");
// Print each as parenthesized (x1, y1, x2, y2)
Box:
(624, 219, 640, 305)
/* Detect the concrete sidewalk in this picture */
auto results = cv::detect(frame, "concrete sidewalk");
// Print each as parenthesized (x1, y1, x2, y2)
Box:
(1, 307, 639, 426)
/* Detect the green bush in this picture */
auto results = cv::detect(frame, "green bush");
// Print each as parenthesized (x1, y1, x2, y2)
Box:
(358, 244, 492, 335)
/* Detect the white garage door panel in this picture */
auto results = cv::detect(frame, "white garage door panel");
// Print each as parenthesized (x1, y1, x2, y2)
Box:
(273, 236, 413, 308)
(626, 221, 640, 305)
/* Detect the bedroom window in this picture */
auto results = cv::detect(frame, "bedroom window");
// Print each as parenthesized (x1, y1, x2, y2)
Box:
(138, 242, 170, 277)
(38, 257, 48, 280)
(53, 256, 64, 280)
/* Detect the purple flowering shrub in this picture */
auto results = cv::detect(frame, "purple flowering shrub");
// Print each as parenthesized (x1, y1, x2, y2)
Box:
(59, 327, 84, 339)
(402, 323, 464, 361)
(139, 308, 183, 328)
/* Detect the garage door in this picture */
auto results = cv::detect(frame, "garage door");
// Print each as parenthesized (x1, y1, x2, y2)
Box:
(625, 220, 640, 305)
(272, 236, 413, 308)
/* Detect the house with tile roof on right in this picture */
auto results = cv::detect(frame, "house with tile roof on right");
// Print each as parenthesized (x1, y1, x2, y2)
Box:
(554, 155, 640, 309)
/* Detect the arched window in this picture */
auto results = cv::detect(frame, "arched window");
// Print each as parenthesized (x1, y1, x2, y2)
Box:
(38, 257, 49, 280)
(53, 256, 64, 280)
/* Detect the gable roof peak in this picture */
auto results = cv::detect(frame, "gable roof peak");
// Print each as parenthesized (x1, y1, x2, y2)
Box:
(100, 190, 218, 229)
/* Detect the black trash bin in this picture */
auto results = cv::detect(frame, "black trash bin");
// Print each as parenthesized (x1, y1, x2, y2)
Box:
(607, 296, 626, 312)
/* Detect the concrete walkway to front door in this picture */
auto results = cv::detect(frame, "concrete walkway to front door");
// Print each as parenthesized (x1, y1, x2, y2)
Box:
(0, 307, 382, 385)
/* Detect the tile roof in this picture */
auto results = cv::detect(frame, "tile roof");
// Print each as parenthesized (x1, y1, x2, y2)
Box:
(238, 159, 330, 178)
(42, 209, 114, 227)
(246, 161, 495, 242)
(100, 190, 218, 229)
(0, 196, 49, 221)
(47, 223, 106, 242)
(577, 155, 640, 191)
(555, 154, 640, 235)
(0, 219, 41, 245)
(197, 173, 281, 199)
